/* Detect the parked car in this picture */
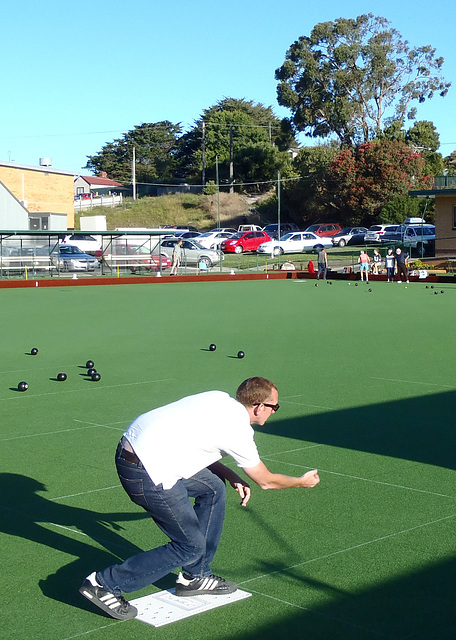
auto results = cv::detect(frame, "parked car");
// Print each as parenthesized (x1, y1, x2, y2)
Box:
(380, 224, 435, 255)
(196, 231, 236, 250)
(257, 232, 332, 256)
(160, 238, 223, 268)
(209, 227, 237, 234)
(172, 231, 201, 239)
(262, 223, 300, 240)
(60, 234, 101, 255)
(74, 193, 94, 200)
(364, 225, 399, 243)
(347, 230, 370, 246)
(221, 230, 271, 254)
(161, 225, 200, 233)
(237, 225, 263, 232)
(305, 223, 343, 237)
(104, 244, 172, 273)
(56, 245, 99, 271)
(331, 227, 368, 247)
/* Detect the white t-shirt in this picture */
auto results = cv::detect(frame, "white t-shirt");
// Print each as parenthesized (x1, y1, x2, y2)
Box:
(124, 390, 261, 489)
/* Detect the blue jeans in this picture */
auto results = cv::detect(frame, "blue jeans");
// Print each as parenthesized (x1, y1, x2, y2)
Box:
(97, 444, 226, 595)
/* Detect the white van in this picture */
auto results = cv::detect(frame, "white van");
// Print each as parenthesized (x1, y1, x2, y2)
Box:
(237, 224, 262, 232)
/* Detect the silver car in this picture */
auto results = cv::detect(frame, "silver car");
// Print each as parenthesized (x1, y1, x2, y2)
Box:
(365, 225, 399, 243)
(331, 227, 368, 247)
(56, 245, 99, 271)
(160, 238, 223, 268)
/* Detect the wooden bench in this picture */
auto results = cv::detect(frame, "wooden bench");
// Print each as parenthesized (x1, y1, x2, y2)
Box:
(0, 256, 57, 275)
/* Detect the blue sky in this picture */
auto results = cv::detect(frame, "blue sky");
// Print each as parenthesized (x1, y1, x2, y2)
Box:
(1, 0, 455, 174)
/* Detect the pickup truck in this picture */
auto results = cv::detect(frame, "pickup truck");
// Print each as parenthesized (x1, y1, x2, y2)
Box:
(380, 224, 435, 255)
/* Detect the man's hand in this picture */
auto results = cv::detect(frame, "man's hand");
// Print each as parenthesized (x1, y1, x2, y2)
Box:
(301, 469, 320, 488)
(232, 481, 251, 507)
(208, 461, 251, 506)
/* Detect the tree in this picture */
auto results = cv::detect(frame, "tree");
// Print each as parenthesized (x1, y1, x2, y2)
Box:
(382, 120, 444, 176)
(177, 98, 296, 191)
(443, 150, 456, 174)
(325, 139, 434, 226)
(277, 143, 339, 225)
(85, 121, 182, 184)
(405, 121, 444, 176)
(275, 14, 450, 147)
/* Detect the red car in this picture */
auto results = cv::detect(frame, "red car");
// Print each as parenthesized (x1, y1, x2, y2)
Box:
(305, 223, 342, 237)
(103, 244, 172, 273)
(221, 230, 271, 254)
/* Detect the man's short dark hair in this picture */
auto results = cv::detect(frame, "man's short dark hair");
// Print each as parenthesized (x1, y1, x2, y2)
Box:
(236, 377, 277, 407)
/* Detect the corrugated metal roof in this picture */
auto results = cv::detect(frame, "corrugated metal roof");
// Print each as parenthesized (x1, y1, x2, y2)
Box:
(0, 160, 74, 176)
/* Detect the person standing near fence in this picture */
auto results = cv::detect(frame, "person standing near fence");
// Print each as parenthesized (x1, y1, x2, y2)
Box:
(316, 247, 328, 280)
(385, 249, 395, 282)
(395, 248, 409, 283)
(170, 239, 183, 275)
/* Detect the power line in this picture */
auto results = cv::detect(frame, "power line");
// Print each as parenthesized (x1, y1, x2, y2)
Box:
(130, 176, 306, 188)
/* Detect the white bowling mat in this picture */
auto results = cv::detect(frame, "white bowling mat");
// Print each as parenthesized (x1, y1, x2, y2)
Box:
(130, 587, 252, 627)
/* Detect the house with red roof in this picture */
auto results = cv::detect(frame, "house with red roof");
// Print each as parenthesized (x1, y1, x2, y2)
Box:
(74, 172, 124, 197)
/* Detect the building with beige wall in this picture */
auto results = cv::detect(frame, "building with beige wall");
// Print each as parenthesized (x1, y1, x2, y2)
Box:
(432, 190, 456, 257)
(0, 160, 74, 229)
(411, 179, 456, 257)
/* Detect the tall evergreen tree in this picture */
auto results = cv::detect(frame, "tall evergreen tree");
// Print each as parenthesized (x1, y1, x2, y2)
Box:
(85, 121, 182, 184)
(177, 98, 296, 191)
(276, 14, 450, 146)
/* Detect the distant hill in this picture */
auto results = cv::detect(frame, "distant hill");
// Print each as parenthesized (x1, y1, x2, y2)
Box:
(74, 192, 273, 231)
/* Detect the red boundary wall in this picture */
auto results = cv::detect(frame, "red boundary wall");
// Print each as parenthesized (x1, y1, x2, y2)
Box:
(1, 270, 455, 289)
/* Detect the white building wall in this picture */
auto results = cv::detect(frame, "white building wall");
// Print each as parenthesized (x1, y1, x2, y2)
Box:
(0, 180, 30, 230)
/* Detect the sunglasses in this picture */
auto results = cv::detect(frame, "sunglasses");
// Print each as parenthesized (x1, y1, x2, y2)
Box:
(255, 402, 280, 412)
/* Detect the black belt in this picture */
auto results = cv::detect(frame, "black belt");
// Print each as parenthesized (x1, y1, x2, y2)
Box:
(119, 446, 141, 465)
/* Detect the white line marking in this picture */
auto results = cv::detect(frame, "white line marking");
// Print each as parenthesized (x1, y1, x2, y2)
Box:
(282, 401, 335, 410)
(280, 395, 335, 410)
(0, 425, 103, 442)
(74, 419, 127, 426)
(61, 621, 123, 639)
(1, 417, 125, 443)
(263, 444, 322, 455)
(261, 457, 456, 500)
(246, 589, 393, 639)
(2, 378, 174, 401)
(50, 485, 121, 501)
(371, 376, 455, 389)
(0, 417, 126, 442)
(240, 512, 456, 586)
(72, 419, 124, 431)
(47, 523, 89, 537)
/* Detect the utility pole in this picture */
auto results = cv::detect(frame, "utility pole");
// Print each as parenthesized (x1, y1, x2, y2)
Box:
(216, 155, 220, 229)
(202, 122, 206, 187)
(132, 146, 136, 200)
(277, 171, 281, 238)
(229, 127, 234, 193)
(216, 155, 222, 272)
